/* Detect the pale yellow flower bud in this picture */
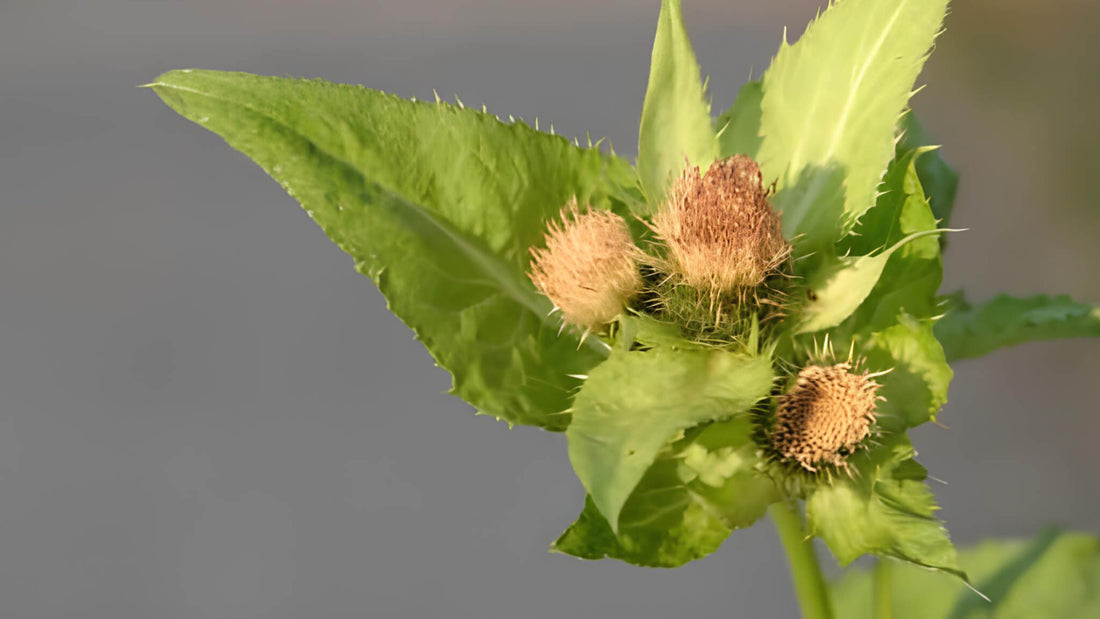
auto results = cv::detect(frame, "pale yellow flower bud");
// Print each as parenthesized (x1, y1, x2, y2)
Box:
(528, 201, 642, 330)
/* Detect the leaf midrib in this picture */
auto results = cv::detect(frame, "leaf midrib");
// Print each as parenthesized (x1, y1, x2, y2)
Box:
(822, 0, 910, 162)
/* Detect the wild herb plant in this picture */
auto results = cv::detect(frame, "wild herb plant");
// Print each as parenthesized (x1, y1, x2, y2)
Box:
(149, 0, 1100, 616)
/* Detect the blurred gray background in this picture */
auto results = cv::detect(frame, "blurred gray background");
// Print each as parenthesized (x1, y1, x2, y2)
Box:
(1, 1, 1098, 617)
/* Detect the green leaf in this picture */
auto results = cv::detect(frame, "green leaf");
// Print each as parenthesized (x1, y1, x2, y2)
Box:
(553, 417, 779, 567)
(864, 314, 952, 430)
(150, 69, 639, 430)
(831, 530, 1100, 618)
(899, 114, 959, 227)
(798, 228, 946, 334)
(935, 293, 1100, 362)
(806, 436, 964, 580)
(843, 149, 944, 331)
(553, 484, 730, 569)
(637, 0, 719, 211)
(678, 418, 782, 527)
(613, 312, 701, 352)
(150, 69, 637, 268)
(795, 144, 954, 335)
(758, 0, 950, 249)
(829, 152, 952, 431)
(716, 80, 763, 160)
(566, 349, 773, 531)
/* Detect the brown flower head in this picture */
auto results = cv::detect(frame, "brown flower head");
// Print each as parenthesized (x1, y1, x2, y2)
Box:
(653, 155, 790, 294)
(770, 362, 883, 473)
(528, 200, 642, 330)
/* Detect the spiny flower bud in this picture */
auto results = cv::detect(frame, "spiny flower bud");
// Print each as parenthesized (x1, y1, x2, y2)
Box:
(653, 155, 790, 294)
(771, 363, 882, 473)
(528, 201, 642, 330)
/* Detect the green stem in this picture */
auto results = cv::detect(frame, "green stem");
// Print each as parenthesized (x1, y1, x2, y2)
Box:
(873, 559, 892, 619)
(769, 502, 833, 619)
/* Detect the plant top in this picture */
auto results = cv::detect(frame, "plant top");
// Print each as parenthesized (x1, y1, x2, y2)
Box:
(148, 0, 1100, 614)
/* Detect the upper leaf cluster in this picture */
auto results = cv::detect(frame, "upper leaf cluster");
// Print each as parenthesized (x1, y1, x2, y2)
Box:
(151, 0, 1098, 586)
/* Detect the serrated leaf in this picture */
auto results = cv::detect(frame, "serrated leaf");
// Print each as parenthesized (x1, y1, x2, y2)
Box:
(150, 70, 638, 270)
(899, 114, 959, 227)
(843, 149, 944, 331)
(553, 417, 779, 567)
(150, 69, 639, 430)
(829, 152, 952, 431)
(831, 530, 1100, 618)
(798, 228, 947, 334)
(864, 314, 952, 430)
(678, 418, 781, 527)
(935, 293, 1100, 362)
(806, 436, 964, 580)
(637, 0, 719, 211)
(566, 349, 773, 531)
(758, 0, 950, 250)
(716, 80, 763, 160)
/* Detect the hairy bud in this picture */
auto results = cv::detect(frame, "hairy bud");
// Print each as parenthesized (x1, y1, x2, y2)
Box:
(771, 363, 882, 472)
(528, 201, 642, 330)
(653, 155, 790, 294)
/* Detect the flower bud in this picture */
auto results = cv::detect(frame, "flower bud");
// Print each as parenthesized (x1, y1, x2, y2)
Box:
(528, 201, 642, 330)
(770, 363, 882, 472)
(653, 155, 790, 294)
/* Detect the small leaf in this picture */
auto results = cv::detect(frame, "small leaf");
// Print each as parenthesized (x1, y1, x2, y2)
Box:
(935, 293, 1100, 362)
(637, 0, 720, 211)
(758, 0, 950, 249)
(832, 153, 952, 430)
(552, 485, 729, 569)
(864, 314, 952, 430)
(843, 149, 944, 331)
(899, 114, 959, 227)
(806, 436, 964, 580)
(614, 312, 700, 352)
(716, 80, 763, 160)
(831, 530, 1100, 618)
(554, 417, 778, 567)
(150, 69, 639, 430)
(566, 349, 773, 531)
(798, 229, 948, 334)
(679, 418, 781, 527)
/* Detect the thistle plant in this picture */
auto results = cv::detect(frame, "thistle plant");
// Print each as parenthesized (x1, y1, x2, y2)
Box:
(148, 0, 1100, 616)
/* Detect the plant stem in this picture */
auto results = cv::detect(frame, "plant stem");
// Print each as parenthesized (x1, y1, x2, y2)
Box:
(769, 502, 833, 619)
(873, 559, 892, 619)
